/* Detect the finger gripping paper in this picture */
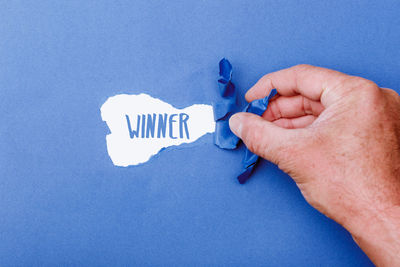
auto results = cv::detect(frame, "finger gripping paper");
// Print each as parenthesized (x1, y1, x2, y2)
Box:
(238, 88, 277, 184)
(213, 58, 277, 184)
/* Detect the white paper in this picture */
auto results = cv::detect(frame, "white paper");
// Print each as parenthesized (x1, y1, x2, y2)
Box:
(101, 93, 215, 166)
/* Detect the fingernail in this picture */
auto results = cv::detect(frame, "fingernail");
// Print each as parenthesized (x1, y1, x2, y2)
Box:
(229, 113, 242, 138)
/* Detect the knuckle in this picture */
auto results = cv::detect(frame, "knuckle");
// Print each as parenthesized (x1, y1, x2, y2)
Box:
(294, 64, 313, 71)
(383, 88, 400, 101)
(341, 76, 382, 106)
(269, 101, 282, 120)
(384, 88, 398, 95)
(284, 119, 295, 129)
(276, 119, 293, 129)
(347, 76, 379, 93)
(261, 74, 270, 80)
(259, 74, 270, 83)
(292, 64, 317, 81)
(259, 74, 274, 88)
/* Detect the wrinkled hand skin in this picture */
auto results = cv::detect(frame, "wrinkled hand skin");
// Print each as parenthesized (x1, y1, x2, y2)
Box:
(229, 65, 400, 266)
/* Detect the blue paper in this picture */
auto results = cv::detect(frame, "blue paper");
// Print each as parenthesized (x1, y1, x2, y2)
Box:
(2, 1, 388, 263)
(213, 58, 240, 149)
(237, 89, 277, 184)
(213, 58, 277, 184)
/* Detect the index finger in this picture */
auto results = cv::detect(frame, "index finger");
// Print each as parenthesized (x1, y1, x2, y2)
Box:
(245, 64, 353, 107)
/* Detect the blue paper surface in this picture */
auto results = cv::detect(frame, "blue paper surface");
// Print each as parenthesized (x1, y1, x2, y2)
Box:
(1, 0, 398, 265)
(213, 59, 277, 183)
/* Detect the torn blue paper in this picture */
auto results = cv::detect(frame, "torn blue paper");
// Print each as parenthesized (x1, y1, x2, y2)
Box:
(213, 58, 277, 184)
(237, 89, 277, 184)
(213, 58, 240, 149)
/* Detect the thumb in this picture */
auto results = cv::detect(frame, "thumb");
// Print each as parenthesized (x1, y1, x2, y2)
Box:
(229, 112, 301, 164)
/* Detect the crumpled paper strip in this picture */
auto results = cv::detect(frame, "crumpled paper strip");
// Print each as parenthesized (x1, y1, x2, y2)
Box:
(237, 89, 277, 184)
(213, 58, 277, 183)
(213, 58, 240, 149)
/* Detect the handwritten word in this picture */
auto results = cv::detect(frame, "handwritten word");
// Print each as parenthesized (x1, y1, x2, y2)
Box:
(125, 113, 190, 139)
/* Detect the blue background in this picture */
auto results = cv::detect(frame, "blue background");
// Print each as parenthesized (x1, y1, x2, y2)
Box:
(1, 0, 399, 265)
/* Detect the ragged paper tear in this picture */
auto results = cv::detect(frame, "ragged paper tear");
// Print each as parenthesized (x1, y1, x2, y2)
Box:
(213, 58, 277, 184)
(101, 93, 215, 166)
(213, 58, 240, 149)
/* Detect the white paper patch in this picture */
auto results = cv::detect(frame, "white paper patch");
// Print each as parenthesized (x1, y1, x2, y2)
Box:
(100, 93, 215, 166)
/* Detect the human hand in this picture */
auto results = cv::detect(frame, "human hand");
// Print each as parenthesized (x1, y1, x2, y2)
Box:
(229, 65, 400, 266)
